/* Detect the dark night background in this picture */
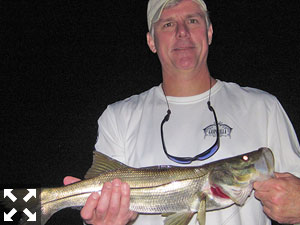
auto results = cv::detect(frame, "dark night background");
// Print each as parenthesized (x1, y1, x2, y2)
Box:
(1, 0, 299, 224)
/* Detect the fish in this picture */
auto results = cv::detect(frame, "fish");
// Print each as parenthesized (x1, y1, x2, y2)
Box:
(1, 147, 274, 225)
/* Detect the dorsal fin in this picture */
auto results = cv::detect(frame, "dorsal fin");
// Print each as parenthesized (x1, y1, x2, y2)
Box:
(84, 151, 129, 179)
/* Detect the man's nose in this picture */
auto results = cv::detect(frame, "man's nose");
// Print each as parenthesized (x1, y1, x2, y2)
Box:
(176, 23, 190, 39)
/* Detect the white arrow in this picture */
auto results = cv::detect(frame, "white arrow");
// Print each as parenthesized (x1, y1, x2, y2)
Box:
(23, 208, 36, 221)
(4, 189, 17, 202)
(23, 189, 36, 202)
(4, 208, 17, 221)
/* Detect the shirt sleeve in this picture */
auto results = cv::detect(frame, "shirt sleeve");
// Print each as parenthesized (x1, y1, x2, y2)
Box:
(267, 97, 300, 176)
(94, 105, 127, 163)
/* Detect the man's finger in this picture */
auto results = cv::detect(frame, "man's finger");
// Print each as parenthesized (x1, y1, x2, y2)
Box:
(63, 176, 81, 185)
(118, 183, 131, 216)
(253, 177, 279, 192)
(106, 179, 122, 219)
(95, 182, 113, 220)
(80, 192, 100, 223)
(253, 180, 268, 191)
(274, 172, 291, 178)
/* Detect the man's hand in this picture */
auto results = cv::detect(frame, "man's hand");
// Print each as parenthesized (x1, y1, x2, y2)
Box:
(253, 172, 300, 224)
(64, 176, 138, 225)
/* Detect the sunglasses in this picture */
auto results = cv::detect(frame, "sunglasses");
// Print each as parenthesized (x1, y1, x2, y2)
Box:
(160, 100, 220, 164)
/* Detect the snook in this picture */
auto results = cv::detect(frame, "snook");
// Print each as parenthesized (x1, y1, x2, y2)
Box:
(2, 147, 274, 225)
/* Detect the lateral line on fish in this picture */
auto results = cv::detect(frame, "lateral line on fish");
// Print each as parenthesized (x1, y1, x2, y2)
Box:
(42, 191, 94, 205)
(129, 177, 203, 190)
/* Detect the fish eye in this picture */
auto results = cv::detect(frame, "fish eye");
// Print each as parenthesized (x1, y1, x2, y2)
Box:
(242, 155, 249, 161)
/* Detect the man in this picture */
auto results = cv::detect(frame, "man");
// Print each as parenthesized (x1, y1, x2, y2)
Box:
(64, 0, 300, 224)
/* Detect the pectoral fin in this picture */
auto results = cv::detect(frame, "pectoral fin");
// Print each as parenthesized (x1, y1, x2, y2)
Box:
(196, 196, 206, 225)
(163, 211, 194, 225)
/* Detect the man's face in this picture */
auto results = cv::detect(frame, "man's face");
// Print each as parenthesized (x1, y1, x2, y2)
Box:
(147, 0, 213, 73)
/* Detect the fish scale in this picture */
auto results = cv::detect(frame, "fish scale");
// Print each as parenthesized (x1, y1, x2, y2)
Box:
(129, 178, 205, 213)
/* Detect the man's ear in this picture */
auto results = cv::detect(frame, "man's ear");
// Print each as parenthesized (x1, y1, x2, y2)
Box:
(146, 32, 157, 53)
(208, 24, 213, 45)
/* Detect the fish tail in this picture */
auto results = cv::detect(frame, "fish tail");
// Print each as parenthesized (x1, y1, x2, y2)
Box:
(38, 187, 90, 225)
(38, 194, 64, 225)
(17, 195, 60, 225)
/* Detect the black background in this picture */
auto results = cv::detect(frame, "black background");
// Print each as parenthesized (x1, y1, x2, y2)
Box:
(1, 0, 299, 224)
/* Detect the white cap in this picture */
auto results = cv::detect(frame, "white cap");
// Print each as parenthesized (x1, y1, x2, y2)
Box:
(147, 0, 208, 31)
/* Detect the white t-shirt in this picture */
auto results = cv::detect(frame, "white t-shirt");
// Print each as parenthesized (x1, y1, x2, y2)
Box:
(95, 80, 300, 225)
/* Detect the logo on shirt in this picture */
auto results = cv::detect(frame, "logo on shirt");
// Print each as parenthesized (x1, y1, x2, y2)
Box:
(203, 122, 232, 138)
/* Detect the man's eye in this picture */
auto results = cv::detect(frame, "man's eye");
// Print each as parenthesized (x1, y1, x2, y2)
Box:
(163, 22, 173, 28)
(189, 19, 198, 24)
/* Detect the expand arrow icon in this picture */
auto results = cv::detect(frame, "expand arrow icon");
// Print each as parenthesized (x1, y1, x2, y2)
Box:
(4, 208, 17, 221)
(4, 189, 17, 202)
(23, 189, 36, 202)
(23, 208, 36, 221)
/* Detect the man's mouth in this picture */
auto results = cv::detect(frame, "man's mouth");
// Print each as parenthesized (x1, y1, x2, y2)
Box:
(173, 46, 194, 51)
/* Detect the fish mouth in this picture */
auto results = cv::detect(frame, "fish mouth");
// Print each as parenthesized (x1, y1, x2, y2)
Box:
(254, 148, 275, 180)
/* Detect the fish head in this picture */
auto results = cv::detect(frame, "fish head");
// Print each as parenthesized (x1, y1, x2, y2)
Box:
(208, 148, 274, 206)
